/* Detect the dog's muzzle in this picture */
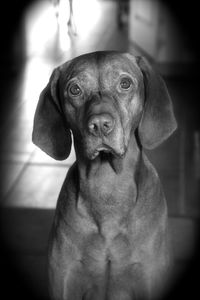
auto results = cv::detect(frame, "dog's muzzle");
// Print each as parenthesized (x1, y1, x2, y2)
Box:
(85, 112, 126, 160)
(83, 97, 126, 160)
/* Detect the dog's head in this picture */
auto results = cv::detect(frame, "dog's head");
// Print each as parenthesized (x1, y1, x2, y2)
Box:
(32, 51, 177, 160)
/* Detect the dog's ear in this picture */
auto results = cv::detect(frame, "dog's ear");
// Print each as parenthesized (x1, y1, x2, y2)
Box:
(32, 67, 72, 160)
(136, 56, 177, 149)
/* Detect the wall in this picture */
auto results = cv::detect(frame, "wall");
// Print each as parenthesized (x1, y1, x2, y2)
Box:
(128, 0, 196, 74)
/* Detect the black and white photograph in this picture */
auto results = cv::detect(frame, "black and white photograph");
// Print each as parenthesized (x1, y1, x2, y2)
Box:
(0, 1, 199, 300)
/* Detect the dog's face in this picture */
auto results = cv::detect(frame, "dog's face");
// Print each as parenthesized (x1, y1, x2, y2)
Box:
(32, 51, 177, 161)
(59, 53, 144, 159)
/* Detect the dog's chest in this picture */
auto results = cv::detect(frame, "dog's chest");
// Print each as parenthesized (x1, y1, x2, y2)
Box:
(76, 197, 136, 265)
(80, 161, 137, 222)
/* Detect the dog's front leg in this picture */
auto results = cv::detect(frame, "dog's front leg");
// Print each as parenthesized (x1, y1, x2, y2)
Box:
(48, 223, 86, 300)
(48, 255, 84, 300)
(48, 241, 106, 300)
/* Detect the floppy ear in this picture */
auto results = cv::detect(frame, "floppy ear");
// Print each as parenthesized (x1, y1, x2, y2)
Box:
(32, 68, 72, 160)
(137, 56, 177, 149)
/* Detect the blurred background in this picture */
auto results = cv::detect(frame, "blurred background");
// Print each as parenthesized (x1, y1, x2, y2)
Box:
(0, 0, 199, 299)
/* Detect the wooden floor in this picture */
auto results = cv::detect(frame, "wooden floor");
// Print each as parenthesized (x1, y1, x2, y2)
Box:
(0, 0, 199, 299)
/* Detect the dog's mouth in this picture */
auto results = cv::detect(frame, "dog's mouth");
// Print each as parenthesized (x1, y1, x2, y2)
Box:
(89, 145, 125, 160)
(88, 145, 126, 174)
(84, 118, 127, 162)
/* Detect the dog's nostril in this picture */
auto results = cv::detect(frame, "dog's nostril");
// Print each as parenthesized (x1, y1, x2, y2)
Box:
(102, 120, 112, 133)
(88, 122, 99, 134)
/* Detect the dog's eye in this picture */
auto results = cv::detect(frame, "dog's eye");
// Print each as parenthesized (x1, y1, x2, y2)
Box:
(69, 84, 82, 96)
(120, 78, 132, 90)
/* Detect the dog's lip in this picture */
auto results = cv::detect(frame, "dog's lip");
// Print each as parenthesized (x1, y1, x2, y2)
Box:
(89, 145, 125, 160)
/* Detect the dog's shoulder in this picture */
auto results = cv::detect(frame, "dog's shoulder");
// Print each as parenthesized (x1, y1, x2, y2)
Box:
(136, 152, 166, 213)
(56, 162, 79, 208)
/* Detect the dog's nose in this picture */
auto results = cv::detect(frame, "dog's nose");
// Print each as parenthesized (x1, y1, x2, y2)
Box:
(88, 114, 115, 137)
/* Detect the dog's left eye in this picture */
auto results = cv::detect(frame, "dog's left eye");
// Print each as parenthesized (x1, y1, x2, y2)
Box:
(120, 78, 132, 90)
(69, 84, 82, 96)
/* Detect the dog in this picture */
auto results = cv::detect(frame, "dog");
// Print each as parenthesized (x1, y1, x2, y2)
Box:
(32, 51, 177, 300)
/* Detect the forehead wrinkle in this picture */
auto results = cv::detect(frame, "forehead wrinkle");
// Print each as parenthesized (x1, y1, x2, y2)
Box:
(99, 62, 130, 80)
(63, 56, 98, 79)
(98, 54, 141, 78)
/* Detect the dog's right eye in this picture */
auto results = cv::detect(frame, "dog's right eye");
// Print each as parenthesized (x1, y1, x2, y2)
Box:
(120, 77, 132, 90)
(68, 84, 82, 96)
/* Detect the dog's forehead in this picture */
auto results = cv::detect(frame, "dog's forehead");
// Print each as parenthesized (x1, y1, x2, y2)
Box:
(98, 54, 140, 77)
(61, 52, 141, 81)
